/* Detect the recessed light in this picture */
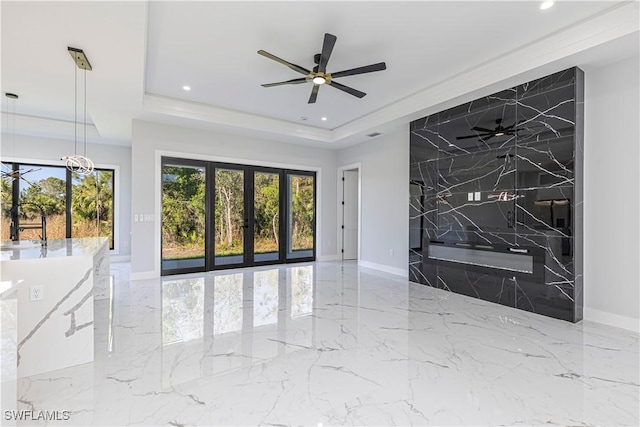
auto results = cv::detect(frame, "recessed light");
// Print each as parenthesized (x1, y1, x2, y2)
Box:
(540, 1, 554, 10)
(321, 117, 327, 121)
(182, 85, 191, 91)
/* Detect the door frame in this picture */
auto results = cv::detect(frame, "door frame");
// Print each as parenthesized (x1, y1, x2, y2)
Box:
(160, 157, 209, 276)
(284, 169, 317, 263)
(337, 163, 361, 262)
(251, 166, 286, 267)
(160, 155, 317, 276)
(208, 162, 251, 271)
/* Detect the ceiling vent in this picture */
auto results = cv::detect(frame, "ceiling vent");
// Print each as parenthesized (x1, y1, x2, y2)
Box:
(366, 132, 382, 138)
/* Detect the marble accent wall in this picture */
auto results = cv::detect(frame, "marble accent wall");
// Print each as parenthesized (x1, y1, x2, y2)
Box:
(409, 67, 584, 322)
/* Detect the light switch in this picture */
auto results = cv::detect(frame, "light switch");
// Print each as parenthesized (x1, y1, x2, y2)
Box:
(474, 192, 481, 201)
(468, 193, 474, 201)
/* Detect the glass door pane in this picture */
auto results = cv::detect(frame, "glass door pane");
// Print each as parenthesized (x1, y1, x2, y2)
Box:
(161, 162, 206, 272)
(214, 167, 245, 266)
(253, 171, 280, 263)
(286, 173, 315, 260)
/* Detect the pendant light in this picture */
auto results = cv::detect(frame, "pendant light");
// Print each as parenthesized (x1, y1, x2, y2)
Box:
(62, 47, 94, 175)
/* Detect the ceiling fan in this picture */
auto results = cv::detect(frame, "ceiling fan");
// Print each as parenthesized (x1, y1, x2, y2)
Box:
(456, 119, 517, 141)
(258, 33, 387, 104)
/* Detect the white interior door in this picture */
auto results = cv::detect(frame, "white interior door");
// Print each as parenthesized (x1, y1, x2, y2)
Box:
(342, 170, 358, 260)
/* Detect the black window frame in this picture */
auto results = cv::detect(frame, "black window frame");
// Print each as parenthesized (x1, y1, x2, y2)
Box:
(1, 160, 116, 249)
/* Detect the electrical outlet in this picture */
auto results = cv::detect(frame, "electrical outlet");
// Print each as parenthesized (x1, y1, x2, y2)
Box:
(30, 285, 44, 302)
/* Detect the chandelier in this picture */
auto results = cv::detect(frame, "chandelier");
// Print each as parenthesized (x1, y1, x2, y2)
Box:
(62, 47, 94, 175)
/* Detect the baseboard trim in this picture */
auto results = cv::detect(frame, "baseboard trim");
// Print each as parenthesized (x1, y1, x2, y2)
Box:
(358, 260, 408, 278)
(110, 255, 131, 263)
(584, 307, 639, 333)
(318, 255, 338, 262)
(130, 271, 160, 281)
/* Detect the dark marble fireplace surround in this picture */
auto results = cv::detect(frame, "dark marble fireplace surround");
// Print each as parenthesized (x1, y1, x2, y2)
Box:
(409, 67, 584, 322)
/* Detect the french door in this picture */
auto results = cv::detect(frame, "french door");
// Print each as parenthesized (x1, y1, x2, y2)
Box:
(161, 158, 315, 275)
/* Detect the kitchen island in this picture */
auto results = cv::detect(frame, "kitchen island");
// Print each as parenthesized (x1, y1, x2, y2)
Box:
(0, 237, 109, 378)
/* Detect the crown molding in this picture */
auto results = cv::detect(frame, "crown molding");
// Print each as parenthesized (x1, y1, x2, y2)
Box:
(143, 93, 333, 142)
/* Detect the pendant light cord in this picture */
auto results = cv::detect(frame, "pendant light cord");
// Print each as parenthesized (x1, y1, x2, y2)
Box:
(83, 68, 87, 158)
(74, 64, 77, 156)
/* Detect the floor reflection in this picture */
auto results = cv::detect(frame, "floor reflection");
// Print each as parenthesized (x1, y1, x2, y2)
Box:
(253, 269, 278, 327)
(158, 265, 315, 346)
(213, 273, 243, 335)
(162, 277, 205, 345)
(291, 265, 314, 318)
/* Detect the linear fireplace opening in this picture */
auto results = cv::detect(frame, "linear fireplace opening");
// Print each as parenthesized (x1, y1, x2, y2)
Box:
(428, 244, 533, 274)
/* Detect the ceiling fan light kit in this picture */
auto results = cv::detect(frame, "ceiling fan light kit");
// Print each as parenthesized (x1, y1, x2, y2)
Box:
(258, 33, 387, 104)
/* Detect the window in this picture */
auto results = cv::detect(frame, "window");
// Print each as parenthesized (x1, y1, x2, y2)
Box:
(0, 161, 115, 249)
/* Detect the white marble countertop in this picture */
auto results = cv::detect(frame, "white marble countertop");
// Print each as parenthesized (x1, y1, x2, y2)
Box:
(0, 237, 108, 262)
(0, 280, 24, 299)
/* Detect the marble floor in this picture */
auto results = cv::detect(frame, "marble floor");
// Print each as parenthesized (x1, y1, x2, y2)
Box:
(4, 261, 640, 426)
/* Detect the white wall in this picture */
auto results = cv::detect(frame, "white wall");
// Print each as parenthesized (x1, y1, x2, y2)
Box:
(337, 128, 409, 276)
(584, 55, 640, 331)
(0, 133, 132, 256)
(130, 120, 338, 277)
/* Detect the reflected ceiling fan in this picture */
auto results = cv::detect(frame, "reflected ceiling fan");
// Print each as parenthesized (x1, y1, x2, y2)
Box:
(456, 119, 517, 141)
(258, 33, 387, 104)
(1, 163, 41, 187)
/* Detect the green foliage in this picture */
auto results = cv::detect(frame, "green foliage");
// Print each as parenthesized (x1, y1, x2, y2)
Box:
(1, 178, 12, 217)
(4, 167, 114, 247)
(161, 166, 315, 261)
(162, 166, 206, 248)
(214, 169, 244, 253)
(20, 177, 66, 215)
(290, 176, 314, 250)
(254, 173, 280, 252)
(72, 171, 113, 221)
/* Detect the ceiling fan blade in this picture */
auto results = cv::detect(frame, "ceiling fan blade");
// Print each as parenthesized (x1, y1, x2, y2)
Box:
(318, 33, 337, 73)
(258, 50, 310, 76)
(331, 62, 387, 78)
(308, 84, 320, 104)
(327, 81, 366, 98)
(471, 126, 495, 133)
(261, 78, 308, 88)
(456, 133, 493, 140)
